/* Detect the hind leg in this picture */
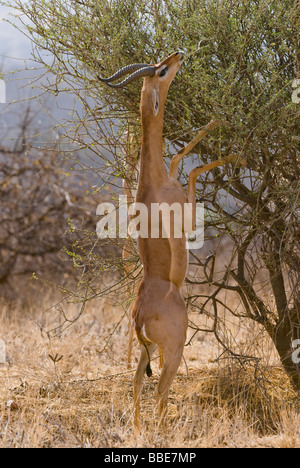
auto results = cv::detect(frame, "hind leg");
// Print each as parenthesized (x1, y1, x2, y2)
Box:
(127, 318, 134, 369)
(155, 342, 185, 427)
(133, 342, 156, 432)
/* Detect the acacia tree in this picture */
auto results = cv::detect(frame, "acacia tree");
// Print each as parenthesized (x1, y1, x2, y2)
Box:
(6, 0, 300, 387)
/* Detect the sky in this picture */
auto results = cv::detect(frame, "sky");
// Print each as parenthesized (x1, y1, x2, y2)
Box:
(0, 4, 36, 108)
(0, 4, 103, 175)
(0, 5, 74, 143)
(0, 5, 32, 68)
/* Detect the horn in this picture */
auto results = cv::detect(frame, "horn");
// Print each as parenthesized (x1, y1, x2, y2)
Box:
(98, 63, 150, 83)
(98, 66, 156, 88)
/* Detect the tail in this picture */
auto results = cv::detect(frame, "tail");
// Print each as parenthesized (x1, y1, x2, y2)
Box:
(146, 360, 152, 378)
(136, 326, 152, 378)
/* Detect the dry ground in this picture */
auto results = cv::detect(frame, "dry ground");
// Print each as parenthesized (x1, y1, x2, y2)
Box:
(0, 288, 300, 448)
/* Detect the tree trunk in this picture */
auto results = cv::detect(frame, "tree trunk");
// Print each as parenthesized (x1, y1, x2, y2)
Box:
(269, 310, 300, 391)
(266, 247, 300, 390)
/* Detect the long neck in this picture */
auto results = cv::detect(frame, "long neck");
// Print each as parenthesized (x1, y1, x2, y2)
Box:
(139, 88, 168, 186)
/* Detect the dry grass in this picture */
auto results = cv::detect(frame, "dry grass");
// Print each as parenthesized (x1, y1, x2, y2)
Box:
(0, 290, 300, 448)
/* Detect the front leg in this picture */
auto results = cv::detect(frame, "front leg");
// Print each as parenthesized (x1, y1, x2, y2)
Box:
(169, 120, 228, 179)
(187, 155, 246, 230)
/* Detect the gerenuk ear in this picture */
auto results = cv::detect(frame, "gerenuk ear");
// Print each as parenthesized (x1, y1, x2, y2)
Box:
(150, 88, 159, 116)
